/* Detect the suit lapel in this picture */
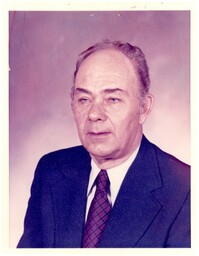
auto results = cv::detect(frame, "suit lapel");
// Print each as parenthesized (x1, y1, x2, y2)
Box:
(51, 150, 91, 248)
(100, 136, 162, 248)
(48, 137, 162, 248)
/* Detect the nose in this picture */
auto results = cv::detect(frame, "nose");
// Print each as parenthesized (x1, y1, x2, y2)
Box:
(88, 101, 106, 122)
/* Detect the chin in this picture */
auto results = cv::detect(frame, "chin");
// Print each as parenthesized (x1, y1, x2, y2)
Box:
(86, 144, 117, 159)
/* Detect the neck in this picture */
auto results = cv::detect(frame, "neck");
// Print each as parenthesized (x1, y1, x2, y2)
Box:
(91, 134, 142, 170)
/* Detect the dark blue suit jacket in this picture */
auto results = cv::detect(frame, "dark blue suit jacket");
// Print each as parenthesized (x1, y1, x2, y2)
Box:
(17, 136, 190, 248)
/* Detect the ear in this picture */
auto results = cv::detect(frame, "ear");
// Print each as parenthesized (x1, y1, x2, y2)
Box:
(71, 100, 74, 113)
(139, 93, 154, 124)
(70, 87, 75, 112)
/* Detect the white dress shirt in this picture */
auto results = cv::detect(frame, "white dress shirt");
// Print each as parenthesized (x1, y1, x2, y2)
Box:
(85, 146, 140, 220)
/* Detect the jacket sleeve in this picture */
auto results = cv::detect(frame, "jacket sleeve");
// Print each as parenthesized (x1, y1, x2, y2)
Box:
(17, 156, 54, 248)
(166, 191, 191, 248)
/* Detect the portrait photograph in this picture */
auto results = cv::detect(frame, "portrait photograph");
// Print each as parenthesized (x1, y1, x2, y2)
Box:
(6, 2, 194, 254)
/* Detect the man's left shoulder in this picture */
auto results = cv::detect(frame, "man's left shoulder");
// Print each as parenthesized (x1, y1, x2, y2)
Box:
(153, 144, 190, 188)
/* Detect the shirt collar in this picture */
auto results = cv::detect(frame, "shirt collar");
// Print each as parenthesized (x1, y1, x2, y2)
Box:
(87, 145, 140, 204)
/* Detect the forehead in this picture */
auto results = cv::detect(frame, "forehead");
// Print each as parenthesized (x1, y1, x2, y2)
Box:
(75, 49, 139, 89)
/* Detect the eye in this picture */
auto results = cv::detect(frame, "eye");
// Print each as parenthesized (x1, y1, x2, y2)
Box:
(78, 98, 91, 104)
(107, 97, 121, 104)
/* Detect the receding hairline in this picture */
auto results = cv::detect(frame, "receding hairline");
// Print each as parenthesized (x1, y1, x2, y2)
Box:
(73, 39, 151, 98)
(75, 48, 139, 80)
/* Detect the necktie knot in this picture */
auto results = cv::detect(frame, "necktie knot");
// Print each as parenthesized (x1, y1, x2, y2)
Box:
(96, 169, 110, 193)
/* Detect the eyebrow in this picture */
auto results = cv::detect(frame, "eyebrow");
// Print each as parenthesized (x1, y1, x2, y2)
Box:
(103, 88, 124, 94)
(74, 88, 92, 95)
(74, 87, 125, 95)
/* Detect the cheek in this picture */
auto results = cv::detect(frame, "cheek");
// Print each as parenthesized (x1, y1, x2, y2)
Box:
(111, 108, 140, 131)
(73, 109, 88, 132)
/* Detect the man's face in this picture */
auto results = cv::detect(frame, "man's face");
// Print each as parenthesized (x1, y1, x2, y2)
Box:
(72, 49, 152, 164)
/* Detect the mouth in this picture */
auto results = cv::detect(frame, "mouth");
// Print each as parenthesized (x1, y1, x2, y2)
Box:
(87, 131, 111, 138)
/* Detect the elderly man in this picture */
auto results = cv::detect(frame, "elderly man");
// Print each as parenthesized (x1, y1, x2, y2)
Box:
(17, 40, 190, 248)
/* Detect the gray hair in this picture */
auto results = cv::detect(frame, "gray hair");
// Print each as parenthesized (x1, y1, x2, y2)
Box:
(73, 39, 150, 97)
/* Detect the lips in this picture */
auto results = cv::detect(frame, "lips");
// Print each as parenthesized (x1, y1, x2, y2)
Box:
(87, 131, 111, 137)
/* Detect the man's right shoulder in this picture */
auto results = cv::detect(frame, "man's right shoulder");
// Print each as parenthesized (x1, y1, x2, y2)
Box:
(32, 145, 91, 184)
(38, 145, 90, 166)
(35, 146, 89, 173)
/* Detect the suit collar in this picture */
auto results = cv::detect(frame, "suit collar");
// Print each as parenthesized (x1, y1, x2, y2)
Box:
(50, 136, 163, 247)
(133, 135, 162, 191)
(99, 135, 163, 247)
